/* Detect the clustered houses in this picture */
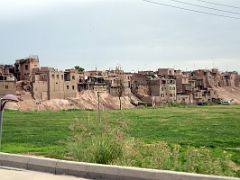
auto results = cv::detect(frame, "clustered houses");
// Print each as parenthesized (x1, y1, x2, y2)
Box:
(0, 56, 132, 101)
(0, 55, 240, 106)
(131, 68, 240, 105)
(0, 56, 83, 100)
(79, 68, 132, 96)
(131, 70, 176, 105)
(176, 69, 240, 104)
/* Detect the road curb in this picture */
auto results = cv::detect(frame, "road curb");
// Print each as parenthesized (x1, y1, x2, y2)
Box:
(0, 152, 239, 180)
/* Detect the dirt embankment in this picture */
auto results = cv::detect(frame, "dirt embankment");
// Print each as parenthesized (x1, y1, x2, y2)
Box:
(6, 90, 136, 112)
(5, 87, 240, 111)
(213, 86, 240, 103)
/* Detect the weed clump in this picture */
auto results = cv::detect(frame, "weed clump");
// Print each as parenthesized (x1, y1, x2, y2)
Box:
(66, 118, 236, 177)
(67, 118, 125, 164)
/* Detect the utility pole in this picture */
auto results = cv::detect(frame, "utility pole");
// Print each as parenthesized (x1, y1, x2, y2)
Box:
(97, 92, 101, 124)
(97, 91, 103, 140)
(0, 110, 3, 150)
(119, 77, 123, 110)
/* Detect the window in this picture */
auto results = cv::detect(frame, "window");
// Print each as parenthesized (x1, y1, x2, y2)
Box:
(72, 76, 75, 80)
(57, 75, 59, 79)
(52, 74, 55, 78)
(25, 65, 28, 70)
(67, 85, 69, 89)
(72, 85, 75, 90)
(5, 85, 8, 89)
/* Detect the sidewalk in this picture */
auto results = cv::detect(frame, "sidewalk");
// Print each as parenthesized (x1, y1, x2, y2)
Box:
(0, 166, 91, 180)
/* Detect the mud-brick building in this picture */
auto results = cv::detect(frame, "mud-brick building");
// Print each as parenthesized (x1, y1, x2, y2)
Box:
(221, 72, 239, 87)
(176, 94, 191, 104)
(46, 69, 65, 99)
(211, 68, 222, 87)
(31, 67, 49, 100)
(157, 68, 175, 76)
(64, 69, 82, 98)
(107, 74, 132, 96)
(0, 65, 17, 98)
(78, 76, 109, 93)
(79, 69, 132, 96)
(149, 77, 177, 104)
(131, 73, 177, 105)
(176, 73, 190, 94)
(84, 70, 103, 77)
(202, 88, 217, 102)
(15, 56, 40, 81)
(0, 65, 16, 76)
(0, 75, 16, 98)
(131, 73, 150, 97)
(31, 67, 81, 100)
(191, 69, 223, 89)
(0, 79, 16, 98)
(191, 70, 211, 89)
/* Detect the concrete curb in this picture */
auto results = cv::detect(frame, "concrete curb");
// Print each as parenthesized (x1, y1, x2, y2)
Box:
(0, 152, 239, 180)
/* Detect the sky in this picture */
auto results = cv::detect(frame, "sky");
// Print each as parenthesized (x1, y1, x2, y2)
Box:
(0, 0, 240, 72)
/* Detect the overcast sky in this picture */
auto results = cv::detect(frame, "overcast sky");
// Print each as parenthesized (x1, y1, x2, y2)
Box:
(0, 0, 240, 72)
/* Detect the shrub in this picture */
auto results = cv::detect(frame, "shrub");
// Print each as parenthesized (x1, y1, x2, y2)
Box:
(66, 118, 125, 164)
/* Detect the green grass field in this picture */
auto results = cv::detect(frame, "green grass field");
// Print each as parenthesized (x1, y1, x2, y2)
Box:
(1, 105, 240, 177)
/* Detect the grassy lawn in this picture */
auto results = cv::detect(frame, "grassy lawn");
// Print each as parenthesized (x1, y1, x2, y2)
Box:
(1, 105, 240, 177)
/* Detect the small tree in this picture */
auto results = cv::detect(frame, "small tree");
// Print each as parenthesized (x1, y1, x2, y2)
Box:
(75, 66, 85, 73)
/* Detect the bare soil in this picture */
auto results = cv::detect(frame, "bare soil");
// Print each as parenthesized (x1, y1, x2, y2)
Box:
(7, 90, 135, 111)
(214, 87, 240, 103)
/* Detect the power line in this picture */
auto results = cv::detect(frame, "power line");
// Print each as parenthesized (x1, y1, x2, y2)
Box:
(142, 0, 240, 20)
(195, 0, 240, 10)
(169, 0, 240, 15)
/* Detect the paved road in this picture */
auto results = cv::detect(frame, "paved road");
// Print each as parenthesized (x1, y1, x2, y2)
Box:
(0, 166, 91, 180)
